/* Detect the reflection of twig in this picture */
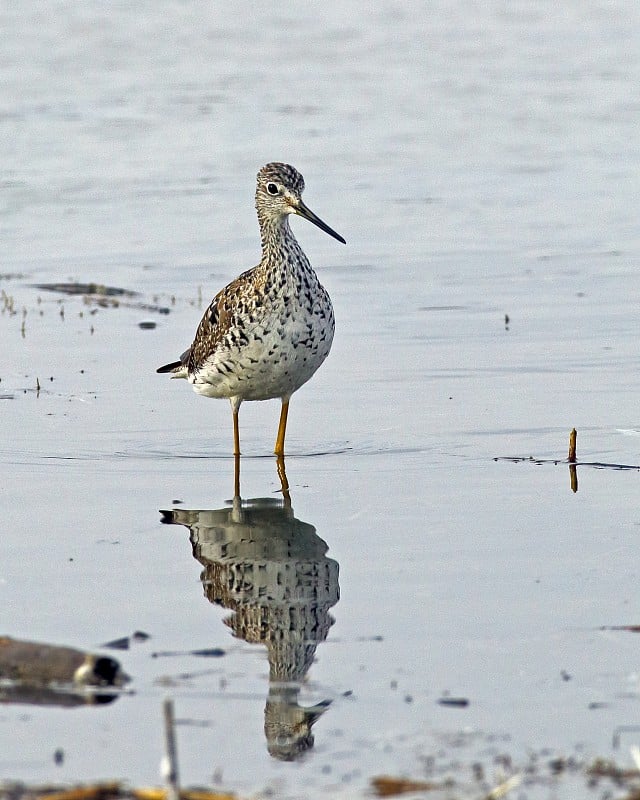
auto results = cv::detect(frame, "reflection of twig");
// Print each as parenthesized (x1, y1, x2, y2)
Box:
(569, 464, 578, 492)
(161, 698, 180, 800)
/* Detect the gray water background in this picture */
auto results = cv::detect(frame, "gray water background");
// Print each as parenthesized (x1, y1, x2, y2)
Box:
(2, 2, 640, 797)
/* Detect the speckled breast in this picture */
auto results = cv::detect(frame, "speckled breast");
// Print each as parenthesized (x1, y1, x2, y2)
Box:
(191, 286, 334, 402)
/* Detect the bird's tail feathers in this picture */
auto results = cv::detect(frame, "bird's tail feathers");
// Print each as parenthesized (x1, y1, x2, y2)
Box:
(157, 347, 191, 378)
(156, 360, 182, 374)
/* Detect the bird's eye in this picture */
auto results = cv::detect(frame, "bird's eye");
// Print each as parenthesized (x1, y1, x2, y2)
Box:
(266, 182, 279, 195)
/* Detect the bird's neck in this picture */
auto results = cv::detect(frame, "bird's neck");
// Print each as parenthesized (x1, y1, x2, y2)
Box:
(258, 214, 310, 275)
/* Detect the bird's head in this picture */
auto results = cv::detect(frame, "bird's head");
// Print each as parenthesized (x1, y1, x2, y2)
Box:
(256, 162, 345, 244)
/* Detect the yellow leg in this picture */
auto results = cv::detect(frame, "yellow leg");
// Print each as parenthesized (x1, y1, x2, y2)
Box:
(274, 399, 289, 456)
(232, 407, 240, 457)
(233, 452, 241, 499)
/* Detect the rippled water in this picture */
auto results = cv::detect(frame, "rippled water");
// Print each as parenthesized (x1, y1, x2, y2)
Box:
(2, 2, 640, 797)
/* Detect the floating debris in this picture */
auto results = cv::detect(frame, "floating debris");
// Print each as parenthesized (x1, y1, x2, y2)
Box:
(438, 696, 469, 708)
(32, 283, 170, 315)
(151, 647, 225, 659)
(139, 320, 157, 330)
(33, 283, 138, 297)
(485, 774, 521, 799)
(1, 290, 16, 315)
(0, 785, 240, 800)
(0, 636, 129, 688)
(371, 775, 441, 796)
(587, 757, 640, 779)
(101, 637, 132, 651)
(601, 624, 640, 633)
(101, 631, 151, 650)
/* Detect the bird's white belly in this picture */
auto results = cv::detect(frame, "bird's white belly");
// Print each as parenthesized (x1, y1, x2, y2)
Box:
(190, 315, 334, 401)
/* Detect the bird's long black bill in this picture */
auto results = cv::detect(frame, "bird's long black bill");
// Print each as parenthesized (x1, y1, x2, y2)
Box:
(296, 200, 346, 244)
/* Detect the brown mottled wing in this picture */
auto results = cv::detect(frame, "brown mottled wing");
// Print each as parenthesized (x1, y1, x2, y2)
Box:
(187, 266, 264, 374)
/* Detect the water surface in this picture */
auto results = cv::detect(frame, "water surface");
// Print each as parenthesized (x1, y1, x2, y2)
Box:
(2, 2, 640, 797)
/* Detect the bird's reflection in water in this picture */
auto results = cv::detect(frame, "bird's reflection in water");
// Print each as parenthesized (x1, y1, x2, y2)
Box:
(161, 456, 339, 761)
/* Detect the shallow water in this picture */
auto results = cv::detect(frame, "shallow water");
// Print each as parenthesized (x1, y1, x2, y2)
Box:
(2, 2, 640, 798)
